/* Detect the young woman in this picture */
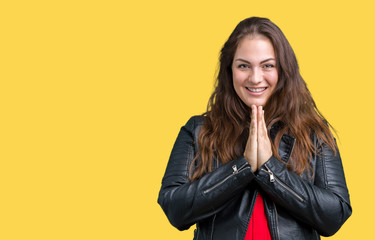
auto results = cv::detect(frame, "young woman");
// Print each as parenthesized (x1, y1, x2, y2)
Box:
(158, 17, 352, 240)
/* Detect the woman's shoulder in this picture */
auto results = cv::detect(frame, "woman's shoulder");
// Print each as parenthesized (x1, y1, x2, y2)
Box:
(181, 115, 206, 139)
(184, 115, 205, 129)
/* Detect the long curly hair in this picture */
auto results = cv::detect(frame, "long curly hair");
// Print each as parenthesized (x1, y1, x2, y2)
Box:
(190, 17, 337, 181)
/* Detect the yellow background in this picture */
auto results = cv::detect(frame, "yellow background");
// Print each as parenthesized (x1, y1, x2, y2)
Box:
(1, 0, 374, 239)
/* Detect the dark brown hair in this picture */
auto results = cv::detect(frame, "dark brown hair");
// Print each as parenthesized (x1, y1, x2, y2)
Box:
(190, 17, 336, 181)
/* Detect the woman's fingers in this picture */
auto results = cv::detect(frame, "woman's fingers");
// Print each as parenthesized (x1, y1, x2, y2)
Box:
(257, 106, 263, 138)
(245, 105, 274, 172)
(262, 109, 268, 138)
(251, 105, 257, 143)
(249, 105, 258, 171)
(257, 106, 273, 170)
(250, 105, 257, 154)
(244, 105, 257, 172)
(257, 106, 267, 138)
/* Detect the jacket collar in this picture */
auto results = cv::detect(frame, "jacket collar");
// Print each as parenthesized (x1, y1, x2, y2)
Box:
(270, 121, 295, 163)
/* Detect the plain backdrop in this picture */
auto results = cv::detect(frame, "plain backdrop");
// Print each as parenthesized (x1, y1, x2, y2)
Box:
(1, 0, 374, 239)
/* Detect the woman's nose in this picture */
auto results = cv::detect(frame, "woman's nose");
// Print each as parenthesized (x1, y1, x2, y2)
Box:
(249, 68, 262, 84)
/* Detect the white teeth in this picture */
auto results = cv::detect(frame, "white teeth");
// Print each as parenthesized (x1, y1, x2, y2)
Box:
(247, 87, 266, 92)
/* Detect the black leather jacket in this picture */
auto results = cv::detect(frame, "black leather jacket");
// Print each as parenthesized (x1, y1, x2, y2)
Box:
(158, 116, 352, 240)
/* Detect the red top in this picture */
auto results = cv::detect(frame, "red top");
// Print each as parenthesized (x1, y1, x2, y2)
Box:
(244, 193, 272, 240)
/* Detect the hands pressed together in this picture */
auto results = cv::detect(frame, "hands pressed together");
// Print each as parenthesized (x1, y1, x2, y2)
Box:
(244, 105, 273, 172)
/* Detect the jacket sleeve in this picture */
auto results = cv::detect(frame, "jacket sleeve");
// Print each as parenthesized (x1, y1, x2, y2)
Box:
(158, 116, 255, 231)
(256, 140, 352, 236)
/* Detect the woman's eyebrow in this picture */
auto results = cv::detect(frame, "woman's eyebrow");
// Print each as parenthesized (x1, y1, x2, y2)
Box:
(234, 58, 276, 64)
(260, 58, 276, 64)
(234, 58, 251, 64)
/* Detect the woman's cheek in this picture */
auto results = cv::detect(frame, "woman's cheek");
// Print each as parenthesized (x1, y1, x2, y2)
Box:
(234, 70, 248, 83)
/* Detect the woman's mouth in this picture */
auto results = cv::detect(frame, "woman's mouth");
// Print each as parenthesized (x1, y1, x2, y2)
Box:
(245, 87, 267, 93)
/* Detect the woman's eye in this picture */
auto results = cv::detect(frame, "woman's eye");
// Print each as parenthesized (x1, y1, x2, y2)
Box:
(238, 64, 249, 69)
(263, 64, 275, 69)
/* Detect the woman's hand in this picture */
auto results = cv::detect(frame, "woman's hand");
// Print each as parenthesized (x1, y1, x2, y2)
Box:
(256, 105, 273, 168)
(244, 105, 258, 172)
(244, 105, 273, 172)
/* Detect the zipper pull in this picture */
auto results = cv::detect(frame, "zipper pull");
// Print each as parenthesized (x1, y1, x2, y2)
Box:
(232, 165, 238, 174)
(268, 170, 275, 182)
(264, 166, 275, 182)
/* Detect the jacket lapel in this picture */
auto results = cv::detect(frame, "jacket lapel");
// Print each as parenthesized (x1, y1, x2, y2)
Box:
(270, 122, 295, 163)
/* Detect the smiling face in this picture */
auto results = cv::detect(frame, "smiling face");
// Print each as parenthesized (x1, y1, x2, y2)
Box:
(232, 35, 278, 108)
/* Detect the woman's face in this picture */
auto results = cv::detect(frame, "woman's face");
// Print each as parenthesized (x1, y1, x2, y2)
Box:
(232, 36, 278, 108)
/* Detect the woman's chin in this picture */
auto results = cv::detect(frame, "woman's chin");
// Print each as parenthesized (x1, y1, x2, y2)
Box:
(244, 101, 266, 108)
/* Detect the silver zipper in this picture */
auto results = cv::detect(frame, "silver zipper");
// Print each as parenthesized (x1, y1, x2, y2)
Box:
(262, 165, 305, 202)
(232, 165, 238, 174)
(263, 166, 275, 182)
(203, 164, 249, 194)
